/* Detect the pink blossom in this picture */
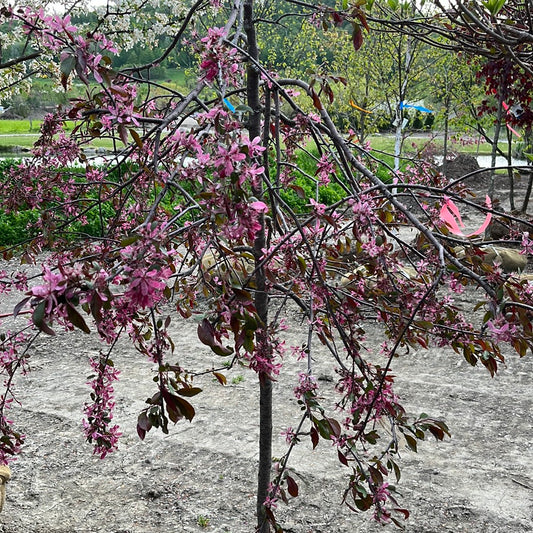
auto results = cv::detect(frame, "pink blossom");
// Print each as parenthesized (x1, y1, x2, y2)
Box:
(250, 201, 269, 213)
(242, 136, 266, 158)
(213, 143, 246, 177)
(281, 426, 297, 444)
(316, 153, 335, 185)
(83, 356, 122, 458)
(124, 267, 171, 309)
(440, 195, 492, 237)
(49, 14, 77, 33)
(309, 198, 327, 216)
(521, 232, 533, 255)
(30, 267, 67, 314)
(486, 316, 517, 343)
(372, 482, 390, 509)
(294, 372, 318, 400)
(239, 163, 265, 188)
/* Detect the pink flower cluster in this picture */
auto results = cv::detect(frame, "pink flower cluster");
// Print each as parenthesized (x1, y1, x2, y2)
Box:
(30, 267, 69, 315)
(19, 8, 117, 86)
(336, 369, 399, 425)
(316, 153, 335, 185)
(100, 84, 141, 130)
(22, 9, 77, 50)
(83, 356, 122, 459)
(197, 27, 241, 86)
(486, 316, 518, 343)
(118, 226, 174, 312)
(0, 402, 25, 465)
(294, 371, 318, 400)
(246, 337, 283, 380)
(123, 267, 171, 309)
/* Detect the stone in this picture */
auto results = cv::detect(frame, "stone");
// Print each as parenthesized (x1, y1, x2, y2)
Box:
(454, 245, 528, 273)
(481, 245, 527, 273)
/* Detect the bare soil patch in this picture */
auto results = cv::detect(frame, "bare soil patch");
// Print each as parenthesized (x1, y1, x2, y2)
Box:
(1, 174, 533, 532)
(0, 285, 532, 533)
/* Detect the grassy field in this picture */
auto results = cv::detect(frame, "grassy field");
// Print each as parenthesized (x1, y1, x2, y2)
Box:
(368, 133, 497, 156)
(0, 119, 505, 156)
(0, 120, 43, 134)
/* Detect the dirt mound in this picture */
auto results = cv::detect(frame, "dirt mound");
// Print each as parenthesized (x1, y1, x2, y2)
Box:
(438, 154, 490, 186)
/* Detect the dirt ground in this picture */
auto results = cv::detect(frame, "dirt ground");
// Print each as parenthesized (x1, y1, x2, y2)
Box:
(0, 159, 533, 532)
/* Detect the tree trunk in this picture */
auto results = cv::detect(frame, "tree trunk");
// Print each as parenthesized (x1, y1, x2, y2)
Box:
(394, 32, 413, 176)
(521, 129, 533, 213)
(442, 95, 450, 175)
(243, 1, 272, 531)
(489, 95, 504, 201)
(506, 125, 515, 212)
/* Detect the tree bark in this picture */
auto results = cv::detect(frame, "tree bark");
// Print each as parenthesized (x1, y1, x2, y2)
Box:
(442, 93, 450, 175)
(489, 94, 504, 201)
(521, 129, 533, 213)
(506, 126, 515, 212)
(243, 1, 272, 531)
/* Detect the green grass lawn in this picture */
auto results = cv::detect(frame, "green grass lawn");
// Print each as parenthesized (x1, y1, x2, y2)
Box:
(0, 134, 115, 151)
(0, 119, 510, 158)
(368, 133, 497, 156)
(0, 120, 42, 134)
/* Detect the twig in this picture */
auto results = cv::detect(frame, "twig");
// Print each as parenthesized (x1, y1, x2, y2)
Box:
(512, 478, 533, 491)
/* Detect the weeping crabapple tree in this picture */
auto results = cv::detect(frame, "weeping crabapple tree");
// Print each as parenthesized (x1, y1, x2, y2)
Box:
(2, 1, 533, 531)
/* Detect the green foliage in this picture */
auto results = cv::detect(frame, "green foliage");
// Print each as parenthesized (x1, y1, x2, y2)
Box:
(231, 374, 245, 385)
(482, 0, 507, 15)
(0, 159, 118, 245)
(0, 209, 40, 246)
(197, 515, 210, 528)
(76, 202, 117, 238)
(0, 159, 40, 246)
(278, 149, 346, 213)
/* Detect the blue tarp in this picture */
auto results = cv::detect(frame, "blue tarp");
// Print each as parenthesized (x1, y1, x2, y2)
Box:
(399, 101, 433, 113)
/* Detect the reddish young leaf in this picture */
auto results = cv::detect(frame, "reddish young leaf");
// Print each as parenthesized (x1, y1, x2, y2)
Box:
(326, 417, 342, 437)
(310, 426, 319, 449)
(137, 411, 152, 440)
(289, 184, 307, 199)
(13, 297, 31, 319)
(176, 387, 203, 397)
(355, 9, 370, 32)
(310, 87, 323, 111)
(130, 128, 143, 149)
(174, 396, 196, 421)
(338, 449, 349, 466)
(32, 301, 55, 336)
(286, 475, 299, 497)
(197, 318, 233, 355)
(66, 303, 91, 334)
(352, 22, 364, 51)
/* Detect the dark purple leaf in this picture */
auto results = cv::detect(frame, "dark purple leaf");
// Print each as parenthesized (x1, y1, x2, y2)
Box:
(13, 297, 30, 319)
(66, 303, 91, 334)
(286, 475, 299, 497)
(352, 23, 364, 51)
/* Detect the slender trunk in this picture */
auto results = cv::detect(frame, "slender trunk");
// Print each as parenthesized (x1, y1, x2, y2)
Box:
(522, 170, 533, 213)
(243, 1, 272, 531)
(489, 95, 504, 201)
(394, 33, 413, 176)
(521, 129, 533, 212)
(507, 126, 515, 212)
(522, 175, 533, 212)
(442, 95, 450, 175)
